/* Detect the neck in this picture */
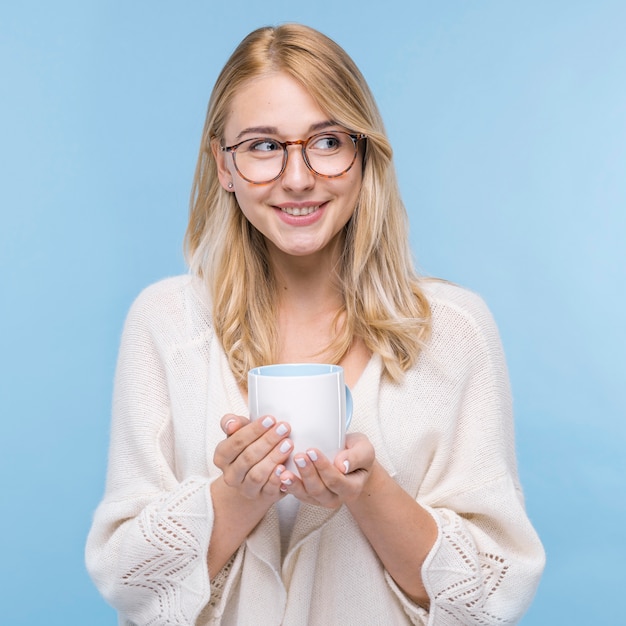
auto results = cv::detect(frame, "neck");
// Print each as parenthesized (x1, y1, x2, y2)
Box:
(267, 240, 344, 316)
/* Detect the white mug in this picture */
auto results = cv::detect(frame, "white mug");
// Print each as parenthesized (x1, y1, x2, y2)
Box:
(248, 363, 353, 474)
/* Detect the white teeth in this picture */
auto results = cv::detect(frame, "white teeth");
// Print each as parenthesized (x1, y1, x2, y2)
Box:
(280, 205, 319, 216)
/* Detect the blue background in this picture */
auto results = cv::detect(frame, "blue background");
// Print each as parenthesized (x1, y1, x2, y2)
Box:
(1, 1, 624, 624)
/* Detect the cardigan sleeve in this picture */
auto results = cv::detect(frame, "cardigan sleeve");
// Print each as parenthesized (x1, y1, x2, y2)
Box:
(387, 285, 545, 625)
(85, 287, 215, 625)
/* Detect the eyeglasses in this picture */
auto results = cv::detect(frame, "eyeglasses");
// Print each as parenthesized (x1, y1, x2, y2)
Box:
(221, 131, 366, 185)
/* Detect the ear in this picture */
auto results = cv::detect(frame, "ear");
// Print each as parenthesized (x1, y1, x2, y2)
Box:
(211, 138, 235, 192)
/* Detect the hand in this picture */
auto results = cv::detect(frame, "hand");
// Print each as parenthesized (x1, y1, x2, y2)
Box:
(213, 413, 294, 503)
(278, 433, 376, 508)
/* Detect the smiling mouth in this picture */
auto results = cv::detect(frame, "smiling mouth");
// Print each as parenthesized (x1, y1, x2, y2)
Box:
(279, 205, 320, 216)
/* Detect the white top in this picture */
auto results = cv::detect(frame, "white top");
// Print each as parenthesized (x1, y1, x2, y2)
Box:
(276, 496, 300, 559)
(85, 274, 545, 626)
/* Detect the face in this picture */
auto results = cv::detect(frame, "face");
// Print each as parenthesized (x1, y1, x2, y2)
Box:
(214, 72, 363, 264)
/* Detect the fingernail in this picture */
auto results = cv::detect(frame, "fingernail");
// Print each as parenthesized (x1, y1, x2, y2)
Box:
(306, 449, 318, 462)
(279, 440, 292, 453)
(224, 418, 236, 433)
(295, 457, 306, 468)
(343, 460, 350, 474)
(276, 424, 288, 436)
(276, 466, 284, 476)
(262, 416, 274, 428)
(281, 478, 293, 486)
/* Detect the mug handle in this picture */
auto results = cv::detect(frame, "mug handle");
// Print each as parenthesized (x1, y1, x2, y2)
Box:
(345, 386, 353, 429)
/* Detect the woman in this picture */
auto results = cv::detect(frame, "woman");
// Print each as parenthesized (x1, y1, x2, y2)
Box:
(86, 23, 545, 625)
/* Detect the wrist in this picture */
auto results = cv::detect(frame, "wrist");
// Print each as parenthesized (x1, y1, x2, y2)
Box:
(212, 474, 275, 518)
(348, 460, 387, 508)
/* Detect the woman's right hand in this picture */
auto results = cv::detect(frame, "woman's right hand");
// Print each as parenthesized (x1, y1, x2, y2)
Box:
(213, 413, 294, 503)
(208, 414, 293, 576)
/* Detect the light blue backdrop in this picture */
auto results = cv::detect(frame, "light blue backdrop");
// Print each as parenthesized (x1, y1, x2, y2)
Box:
(1, 1, 624, 624)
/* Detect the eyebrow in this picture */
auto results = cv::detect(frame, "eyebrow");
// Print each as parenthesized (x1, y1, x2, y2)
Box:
(234, 120, 340, 141)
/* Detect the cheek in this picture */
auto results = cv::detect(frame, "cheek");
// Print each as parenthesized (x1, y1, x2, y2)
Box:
(342, 171, 363, 209)
(233, 187, 269, 223)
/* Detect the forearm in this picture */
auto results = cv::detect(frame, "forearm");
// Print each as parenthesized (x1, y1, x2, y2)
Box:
(346, 461, 437, 607)
(208, 476, 274, 578)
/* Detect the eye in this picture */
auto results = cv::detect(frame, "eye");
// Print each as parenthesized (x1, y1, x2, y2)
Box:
(309, 133, 343, 151)
(247, 138, 282, 153)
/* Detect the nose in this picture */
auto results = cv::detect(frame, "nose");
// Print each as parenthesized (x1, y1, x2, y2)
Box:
(280, 144, 315, 191)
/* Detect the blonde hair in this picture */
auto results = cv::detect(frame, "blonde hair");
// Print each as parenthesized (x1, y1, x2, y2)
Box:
(185, 24, 431, 386)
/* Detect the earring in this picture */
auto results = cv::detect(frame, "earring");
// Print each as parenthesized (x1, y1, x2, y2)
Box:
(227, 182, 233, 189)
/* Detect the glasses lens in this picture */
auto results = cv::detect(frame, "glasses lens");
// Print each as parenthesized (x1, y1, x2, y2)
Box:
(305, 132, 357, 178)
(233, 138, 285, 184)
(232, 132, 359, 184)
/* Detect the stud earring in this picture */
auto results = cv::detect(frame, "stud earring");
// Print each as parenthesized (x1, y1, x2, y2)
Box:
(227, 182, 233, 189)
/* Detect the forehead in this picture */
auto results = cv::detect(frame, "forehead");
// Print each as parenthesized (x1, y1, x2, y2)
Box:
(224, 72, 332, 139)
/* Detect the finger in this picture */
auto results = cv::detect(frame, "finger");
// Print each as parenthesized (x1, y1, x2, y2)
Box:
(239, 438, 294, 497)
(277, 469, 305, 497)
(263, 464, 288, 496)
(214, 417, 289, 473)
(220, 413, 249, 435)
(305, 449, 345, 494)
(275, 466, 300, 495)
(307, 447, 369, 502)
(331, 449, 351, 475)
(333, 433, 375, 475)
(218, 416, 278, 461)
(294, 452, 328, 494)
(284, 450, 341, 507)
(234, 421, 291, 470)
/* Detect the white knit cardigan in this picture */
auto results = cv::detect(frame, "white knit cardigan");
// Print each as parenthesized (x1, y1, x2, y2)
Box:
(85, 275, 545, 625)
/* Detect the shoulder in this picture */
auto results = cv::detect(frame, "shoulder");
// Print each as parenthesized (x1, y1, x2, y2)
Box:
(419, 279, 505, 359)
(129, 274, 196, 306)
(421, 279, 493, 321)
(124, 274, 212, 344)
(422, 279, 498, 330)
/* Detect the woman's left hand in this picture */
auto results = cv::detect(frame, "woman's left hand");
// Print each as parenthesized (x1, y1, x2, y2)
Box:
(279, 432, 375, 508)
(280, 430, 437, 606)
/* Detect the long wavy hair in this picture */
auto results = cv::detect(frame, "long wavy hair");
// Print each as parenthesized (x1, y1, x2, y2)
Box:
(185, 24, 431, 387)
